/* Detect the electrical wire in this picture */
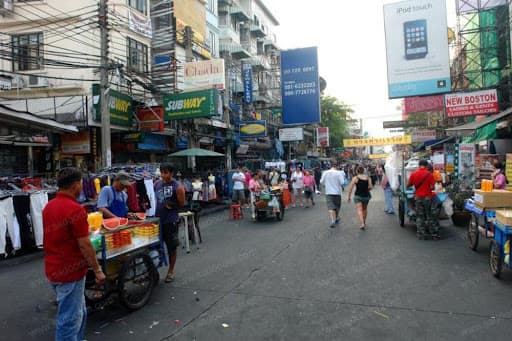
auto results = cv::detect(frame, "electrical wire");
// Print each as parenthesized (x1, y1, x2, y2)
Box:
(0, 69, 98, 82)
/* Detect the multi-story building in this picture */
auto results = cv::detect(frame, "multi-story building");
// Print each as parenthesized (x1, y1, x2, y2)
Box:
(0, 0, 162, 173)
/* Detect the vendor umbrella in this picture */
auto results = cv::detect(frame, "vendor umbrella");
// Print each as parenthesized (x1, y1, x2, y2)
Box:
(168, 148, 224, 157)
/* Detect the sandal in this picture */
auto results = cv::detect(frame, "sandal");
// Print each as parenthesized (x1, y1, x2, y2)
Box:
(360, 225, 365, 230)
(165, 273, 175, 283)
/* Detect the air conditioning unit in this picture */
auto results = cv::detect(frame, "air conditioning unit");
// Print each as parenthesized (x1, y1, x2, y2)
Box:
(0, 0, 13, 15)
(28, 75, 49, 88)
(11, 76, 25, 88)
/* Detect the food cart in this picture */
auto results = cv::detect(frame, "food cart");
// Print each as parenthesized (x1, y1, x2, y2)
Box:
(86, 216, 166, 311)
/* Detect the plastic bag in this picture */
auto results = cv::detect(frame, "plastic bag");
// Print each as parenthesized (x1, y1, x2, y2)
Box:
(268, 196, 279, 208)
(385, 152, 402, 191)
(443, 197, 454, 217)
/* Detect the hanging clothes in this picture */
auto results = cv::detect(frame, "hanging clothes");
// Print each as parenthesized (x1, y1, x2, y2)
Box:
(126, 182, 141, 212)
(13, 195, 35, 251)
(30, 192, 48, 247)
(208, 175, 217, 201)
(136, 179, 150, 212)
(0, 197, 18, 255)
(144, 179, 156, 217)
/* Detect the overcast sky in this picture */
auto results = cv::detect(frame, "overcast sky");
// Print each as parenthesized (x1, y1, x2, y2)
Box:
(267, 0, 456, 137)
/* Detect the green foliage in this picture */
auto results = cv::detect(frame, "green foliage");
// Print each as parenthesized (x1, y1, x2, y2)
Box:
(320, 96, 353, 148)
(445, 178, 474, 210)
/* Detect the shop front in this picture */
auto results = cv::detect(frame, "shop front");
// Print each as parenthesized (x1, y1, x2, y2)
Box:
(112, 132, 171, 164)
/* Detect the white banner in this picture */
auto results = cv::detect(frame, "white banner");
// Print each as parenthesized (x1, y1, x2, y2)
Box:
(412, 129, 436, 142)
(128, 11, 152, 38)
(184, 59, 225, 90)
(279, 128, 304, 142)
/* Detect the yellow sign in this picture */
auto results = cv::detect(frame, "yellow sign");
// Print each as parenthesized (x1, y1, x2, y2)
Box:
(343, 135, 412, 147)
(506, 154, 512, 184)
(241, 124, 265, 135)
(369, 153, 390, 160)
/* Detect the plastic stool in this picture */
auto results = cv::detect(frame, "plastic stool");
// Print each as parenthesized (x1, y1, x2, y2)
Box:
(229, 204, 243, 220)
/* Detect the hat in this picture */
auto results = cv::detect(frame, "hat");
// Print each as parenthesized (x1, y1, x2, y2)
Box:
(115, 171, 133, 186)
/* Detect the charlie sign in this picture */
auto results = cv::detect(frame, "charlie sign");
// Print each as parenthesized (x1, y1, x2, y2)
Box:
(163, 89, 218, 120)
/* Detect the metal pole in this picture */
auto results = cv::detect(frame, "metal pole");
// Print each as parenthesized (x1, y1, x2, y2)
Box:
(99, 0, 111, 168)
(223, 52, 233, 170)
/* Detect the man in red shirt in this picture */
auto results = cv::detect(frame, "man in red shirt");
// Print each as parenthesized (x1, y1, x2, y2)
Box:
(43, 168, 105, 341)
(407, 160, 436, 240)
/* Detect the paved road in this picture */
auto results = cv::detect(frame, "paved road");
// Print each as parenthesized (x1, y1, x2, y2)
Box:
(1, 188, 512, 340)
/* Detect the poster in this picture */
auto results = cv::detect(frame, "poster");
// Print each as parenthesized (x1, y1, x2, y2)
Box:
(457, 143, 475, 188)
(316, 127, 329, 147)
(507, 154, 512, 184)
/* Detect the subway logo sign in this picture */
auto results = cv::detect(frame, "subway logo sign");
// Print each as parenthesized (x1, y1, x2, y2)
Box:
(163, 88, 218, 120)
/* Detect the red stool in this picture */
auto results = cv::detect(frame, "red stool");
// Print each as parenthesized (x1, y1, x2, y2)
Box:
(229, 204, 243, 220)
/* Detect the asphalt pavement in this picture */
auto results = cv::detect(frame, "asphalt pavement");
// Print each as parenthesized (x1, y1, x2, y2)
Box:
(1, 188, 512, 341)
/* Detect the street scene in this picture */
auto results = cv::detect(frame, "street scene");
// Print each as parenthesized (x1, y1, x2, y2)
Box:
(2, 0, 512, 340)
(1, 189, 512, 341)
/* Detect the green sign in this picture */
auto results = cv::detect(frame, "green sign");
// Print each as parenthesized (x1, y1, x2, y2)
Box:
(123, 132, 145, 143)
(92, 84, 134, 127)
(163, 89, 218, 120)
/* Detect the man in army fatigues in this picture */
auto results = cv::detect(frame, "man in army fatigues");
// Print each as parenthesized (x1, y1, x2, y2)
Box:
(408, 160, 437, 240)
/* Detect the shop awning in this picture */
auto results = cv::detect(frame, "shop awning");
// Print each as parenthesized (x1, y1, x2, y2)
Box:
(426, 136, 456, 150)
(462, 121, 497, 143)
(0, 104, 78, 133)
(445, 108, 512, 137)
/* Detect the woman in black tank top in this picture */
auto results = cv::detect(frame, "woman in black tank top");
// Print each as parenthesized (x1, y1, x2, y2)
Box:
(347, 166, 373, 229)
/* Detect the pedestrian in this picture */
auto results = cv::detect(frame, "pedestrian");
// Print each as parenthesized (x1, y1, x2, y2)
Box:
(347, 166, 373, 230)
(493, 161, 507, 189)
(244, 167, 252, 208)
(303, 170, 316, 207)
(280, 173, 292, 208)
(407, 159, 436, 240)
(231, 166, 246, 206)
(376, 164, 383, 184)
(249, 172, 264, 219)
(43, 167, 106, 341)
(313, 167, 322, 193)
(381, 168, 395, 214)
(320, 164, 346, 228)
(291, 165, 305, 207)
(269, 167, 280, 186)
(154, 163, 185, 283)
(97, 171, 132, 218)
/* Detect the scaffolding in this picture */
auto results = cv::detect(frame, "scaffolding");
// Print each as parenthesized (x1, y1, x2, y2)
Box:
(453, 0, 512, 107)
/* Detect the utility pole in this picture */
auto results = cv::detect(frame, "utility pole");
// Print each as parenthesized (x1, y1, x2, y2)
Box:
(223, 52, 233, 170)
(99, 0, 111, 168)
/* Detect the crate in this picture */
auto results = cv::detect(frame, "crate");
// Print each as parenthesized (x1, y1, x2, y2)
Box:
(496, 210, 512, 226)
(473, 190, 512, 208)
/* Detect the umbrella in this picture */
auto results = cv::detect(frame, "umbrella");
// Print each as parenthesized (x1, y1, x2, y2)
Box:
(168, 148, 224, 157)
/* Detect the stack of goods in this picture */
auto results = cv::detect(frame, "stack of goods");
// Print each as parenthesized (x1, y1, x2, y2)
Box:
(473, 189, 512, 209)
(133, 224, 159, 239)
(105, 230, 132, 250)
(87, 212, 103, 232)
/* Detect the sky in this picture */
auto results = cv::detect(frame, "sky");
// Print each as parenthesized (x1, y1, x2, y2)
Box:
(267, 0, 456, 137)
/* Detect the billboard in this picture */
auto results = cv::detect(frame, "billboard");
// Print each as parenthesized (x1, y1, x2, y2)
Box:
(279, 128, 304, 142)
(445, 89, 499, 118)
(403, 94, 444, 114)
(316, 127, 330, 147)
(384, 0, 451, 98)
(242, 62, 253, 104)
(184, 59, 225, 91)
(163, 89, 218, 120)
(280, 47, 321, 125)
(174, 0, 210, 59)
(239, 120, 267, 138)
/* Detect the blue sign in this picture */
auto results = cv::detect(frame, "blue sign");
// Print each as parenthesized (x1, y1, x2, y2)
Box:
(239, 120, 267, 138)
(176, 136, 189, 150)
(138, 134, 169, 151)
(242, 62, 253, 104)
(280, 47, 321, 125)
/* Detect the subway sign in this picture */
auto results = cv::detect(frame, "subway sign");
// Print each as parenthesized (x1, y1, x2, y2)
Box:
(92, 84, 133, 127)
(163, 88, 218, 120)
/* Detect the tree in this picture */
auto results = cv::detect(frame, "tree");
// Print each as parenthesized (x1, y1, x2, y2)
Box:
(320, 95, 353, 148)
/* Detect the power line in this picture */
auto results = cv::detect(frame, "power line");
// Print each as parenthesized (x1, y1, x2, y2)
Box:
(0, 69, 98, 82)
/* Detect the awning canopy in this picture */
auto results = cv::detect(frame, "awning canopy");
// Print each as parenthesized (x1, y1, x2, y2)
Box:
(462, 121, 497, 143)
(445, 108, 512, 137)
(426, 136, 456, 150)
(0, 104, 78, 133)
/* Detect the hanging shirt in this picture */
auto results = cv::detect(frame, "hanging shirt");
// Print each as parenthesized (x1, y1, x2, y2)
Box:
(145, 179, 156, 217)
(30, 192, 48, 247)
(0, 197, 18, 255)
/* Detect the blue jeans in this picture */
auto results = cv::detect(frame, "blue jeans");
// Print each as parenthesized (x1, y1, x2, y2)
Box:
(384, 188, 395, 213)
(51, 278, 87, 341)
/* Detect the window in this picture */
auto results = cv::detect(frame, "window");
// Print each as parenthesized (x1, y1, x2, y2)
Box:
(11, 32, 43, 71)
(127, 37, 148, 73)
(128, 0, 146, 15)
(207, 0, 216, 14)
(209, 31, 217, 57)
(154, 13, 171, 30)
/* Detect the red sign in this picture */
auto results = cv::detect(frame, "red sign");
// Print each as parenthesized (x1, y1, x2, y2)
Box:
(135, 107, 164, 132)
(445, 89, 499, 118)
(403, 95, 444, 115)
(316, 127, 329, 147)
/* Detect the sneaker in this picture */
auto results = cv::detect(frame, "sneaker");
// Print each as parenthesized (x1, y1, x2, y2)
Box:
(330, 222, 336, 228)
(387, 211, 395, 215)
(431, 234, 441, 241)
(335, 218, 341, 224)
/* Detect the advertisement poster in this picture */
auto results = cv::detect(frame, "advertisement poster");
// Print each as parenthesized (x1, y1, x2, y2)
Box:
(280, 47, 321, 125)
(239, 120, 267, 138)
(316, 127, 329, 147)
(445, 89, 499, 118)
(279, 128, 304, 142)
(61, 131, 91, 155)
(403, 94, 444, 114)
(163, 89, 218, 120)
(184, 59, 225, 90)
(384, 0, 451, 98)
(457, 143, 476, 187)
(242, 62, 253, 104)
(444, 143, 455, 174)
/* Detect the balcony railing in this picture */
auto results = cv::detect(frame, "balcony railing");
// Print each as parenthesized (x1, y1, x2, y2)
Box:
(219, 41, 251, 59)
(219, 26, 240, 44)
(251, 56, 271, 70)
(229, 2, 251, 21)
(250, 23, 266, 38)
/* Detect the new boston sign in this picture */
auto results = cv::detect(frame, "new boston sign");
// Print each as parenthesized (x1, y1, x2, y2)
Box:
(163, 88, 218, 120)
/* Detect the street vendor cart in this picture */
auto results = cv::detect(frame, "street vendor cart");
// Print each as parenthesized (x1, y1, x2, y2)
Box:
(85, 217, 166, 311)
(253, 186, 285, 222)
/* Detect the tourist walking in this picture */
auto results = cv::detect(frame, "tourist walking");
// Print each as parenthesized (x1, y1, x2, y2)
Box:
(303, 170, 316, 207)
(43, 168, 106, 341)
(320, 165, 346, 228)
(381, 168, 395, 214)
(407, 160, 436, 240)
(231, 166, 246, 206)
(291, 165, 305, 207)
(347, 166, 373, 230)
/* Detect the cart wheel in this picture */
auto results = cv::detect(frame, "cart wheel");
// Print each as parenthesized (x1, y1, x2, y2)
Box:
(118, 253, 156, 310)
(467, 213, 479, 251)
(84, 270, 110, 310)
(398, 199, 405, 227)
(275, 199, 285, 221)
(256, 210, 266, 222)
(489, 240, 503, 279)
